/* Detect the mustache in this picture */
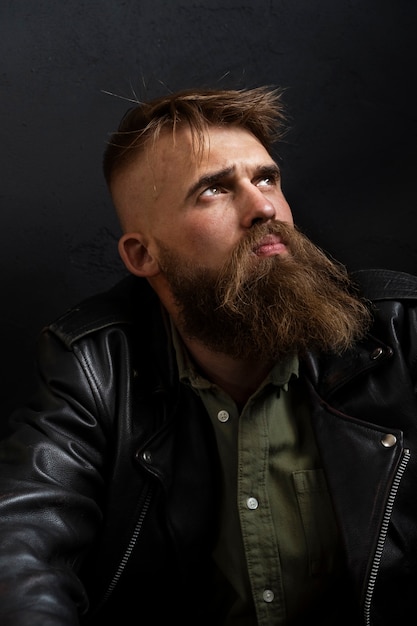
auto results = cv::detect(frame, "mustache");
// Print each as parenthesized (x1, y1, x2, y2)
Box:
(217, 220, 296, 284)
(235, 219, 294, 254)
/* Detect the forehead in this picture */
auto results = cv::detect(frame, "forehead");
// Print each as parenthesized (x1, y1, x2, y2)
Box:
(138, 125, 270, 190)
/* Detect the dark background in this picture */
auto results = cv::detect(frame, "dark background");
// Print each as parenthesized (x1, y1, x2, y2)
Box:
(1, 0, 416, 427)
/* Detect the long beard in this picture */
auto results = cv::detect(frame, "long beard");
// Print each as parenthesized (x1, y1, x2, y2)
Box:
(157, 221, 372, 361)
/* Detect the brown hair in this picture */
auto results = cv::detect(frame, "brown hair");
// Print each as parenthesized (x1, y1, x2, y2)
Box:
(103, 86, 287, 185)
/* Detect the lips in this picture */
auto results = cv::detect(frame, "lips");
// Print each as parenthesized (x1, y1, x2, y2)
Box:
(253, 234, 288, 257)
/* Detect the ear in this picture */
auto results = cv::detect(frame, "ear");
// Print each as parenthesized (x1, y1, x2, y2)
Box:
(118, 233, 160, 277)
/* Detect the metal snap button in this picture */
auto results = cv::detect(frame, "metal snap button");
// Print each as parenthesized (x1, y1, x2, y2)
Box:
(381, 434, 397, 448)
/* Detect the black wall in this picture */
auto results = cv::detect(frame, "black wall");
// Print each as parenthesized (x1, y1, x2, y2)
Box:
(1, 0, 416, 425)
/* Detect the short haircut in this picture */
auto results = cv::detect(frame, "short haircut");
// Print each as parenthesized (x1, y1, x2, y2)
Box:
(103, 86, 287, 185)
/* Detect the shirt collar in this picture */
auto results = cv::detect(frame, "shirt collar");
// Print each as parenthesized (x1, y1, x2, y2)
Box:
(169, 315, 299, 392)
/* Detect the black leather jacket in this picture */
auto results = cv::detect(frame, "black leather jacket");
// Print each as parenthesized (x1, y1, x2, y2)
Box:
(0, 268, 417, 626)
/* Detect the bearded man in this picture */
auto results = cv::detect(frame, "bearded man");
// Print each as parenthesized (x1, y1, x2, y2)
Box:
(0, 86, 416, 626)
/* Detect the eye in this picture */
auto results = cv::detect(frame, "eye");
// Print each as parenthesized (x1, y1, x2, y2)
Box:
(200, 185, 224, 197)
(256, 173, 279, 188)
(257, 177, 274, 188)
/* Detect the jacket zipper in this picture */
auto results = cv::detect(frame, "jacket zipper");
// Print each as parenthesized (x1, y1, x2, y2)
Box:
(363, 448, 411, 626)
(98, 485, 154, 608)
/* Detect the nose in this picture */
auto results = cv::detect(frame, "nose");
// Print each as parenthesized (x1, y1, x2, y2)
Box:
(240, 184, 276, 228)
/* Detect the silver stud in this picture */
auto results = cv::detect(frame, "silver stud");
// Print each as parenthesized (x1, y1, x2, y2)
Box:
(381, 434, 397, 448)
(141, 450, 152, 463)
(370, 347, 384, 360)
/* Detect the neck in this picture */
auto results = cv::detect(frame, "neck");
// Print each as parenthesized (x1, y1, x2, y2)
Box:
(180, 333, 273, 409)
(153, 283, 274, 407)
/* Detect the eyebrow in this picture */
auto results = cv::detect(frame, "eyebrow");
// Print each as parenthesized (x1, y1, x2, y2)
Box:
(257, 163, 281, 179)
(185, 162, 281, 200)
(186, 166, 235, 200)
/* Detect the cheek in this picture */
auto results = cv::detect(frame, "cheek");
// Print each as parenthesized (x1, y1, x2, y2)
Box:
(284, 210, 294, 226)
(184, 223, 236, 263)
(277, 196, 294, 225)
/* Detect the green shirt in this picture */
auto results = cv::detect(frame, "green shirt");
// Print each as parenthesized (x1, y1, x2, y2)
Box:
(171, 322, 344, 625)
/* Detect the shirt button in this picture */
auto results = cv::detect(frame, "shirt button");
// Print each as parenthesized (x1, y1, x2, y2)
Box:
(217, 410, 230, 423)
(246, 496, 259, 510)
(263, 589, 274, 603)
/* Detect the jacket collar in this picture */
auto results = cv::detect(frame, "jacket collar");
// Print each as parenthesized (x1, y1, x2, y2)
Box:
(302, 333, 394, 398)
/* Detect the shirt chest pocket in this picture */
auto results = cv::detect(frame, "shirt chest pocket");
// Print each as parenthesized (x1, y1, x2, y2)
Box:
(292, 468, 341, 576)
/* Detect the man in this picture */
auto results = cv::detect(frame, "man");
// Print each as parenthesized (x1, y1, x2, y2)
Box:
(0, 86, 416, 626)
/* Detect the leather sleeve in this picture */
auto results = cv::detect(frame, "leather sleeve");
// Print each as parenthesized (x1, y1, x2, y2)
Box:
(0, 328, 114, 625)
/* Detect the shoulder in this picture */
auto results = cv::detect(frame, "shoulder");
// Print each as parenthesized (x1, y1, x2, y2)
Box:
(352, 268, 417, 302)
(47, 275, 158, 349)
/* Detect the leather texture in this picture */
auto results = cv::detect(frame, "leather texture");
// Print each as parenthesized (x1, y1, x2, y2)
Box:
(0, 269, 416, 625)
